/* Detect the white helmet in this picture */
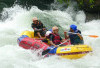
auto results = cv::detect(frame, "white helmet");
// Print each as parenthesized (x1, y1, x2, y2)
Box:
(45, 31, 52, 36)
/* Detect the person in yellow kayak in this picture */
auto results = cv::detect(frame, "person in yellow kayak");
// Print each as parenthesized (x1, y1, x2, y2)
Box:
(64, 24, 84, 45)
(31, 17, 47, 38)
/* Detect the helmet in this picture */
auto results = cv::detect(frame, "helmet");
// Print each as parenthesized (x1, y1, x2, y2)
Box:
(52, 26, 58, 31)
(45, 31, 52, 36)
(70, 24, 77, 31)
(32, 17, 38, 21)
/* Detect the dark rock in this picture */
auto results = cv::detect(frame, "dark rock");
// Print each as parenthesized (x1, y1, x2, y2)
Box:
(85, 12, 100, 22)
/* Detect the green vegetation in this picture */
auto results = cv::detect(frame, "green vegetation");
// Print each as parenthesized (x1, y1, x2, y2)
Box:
(89, 0, 94, 8)
(57, 0, 95, 8)
(57, 0, 70, 6)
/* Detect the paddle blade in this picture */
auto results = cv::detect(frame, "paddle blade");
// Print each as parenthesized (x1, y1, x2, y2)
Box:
(42, 49, 50, 55)
(88, 35, 99, 38)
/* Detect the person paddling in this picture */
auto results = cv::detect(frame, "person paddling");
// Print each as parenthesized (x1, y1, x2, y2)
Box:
(31, 17, 47, 38)
(64, 24, 84, 45)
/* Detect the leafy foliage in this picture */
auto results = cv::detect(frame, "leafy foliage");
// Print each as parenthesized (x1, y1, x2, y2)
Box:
(57, 0, 95, 8)
(57, 0, 70, 6)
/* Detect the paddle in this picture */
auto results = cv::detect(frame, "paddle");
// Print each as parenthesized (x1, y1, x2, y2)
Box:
(42, 40, 68, 55)
(84, 35, 98, 38)
(68, 32, 99, 38)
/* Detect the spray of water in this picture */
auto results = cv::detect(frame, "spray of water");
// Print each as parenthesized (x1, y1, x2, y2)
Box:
(0, 4, 100, 68)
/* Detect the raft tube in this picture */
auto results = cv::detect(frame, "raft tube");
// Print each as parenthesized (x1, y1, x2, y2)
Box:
(18, 31, 92, 59)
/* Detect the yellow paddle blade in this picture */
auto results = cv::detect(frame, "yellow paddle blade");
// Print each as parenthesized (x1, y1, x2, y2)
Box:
(88, 35, 99, 38)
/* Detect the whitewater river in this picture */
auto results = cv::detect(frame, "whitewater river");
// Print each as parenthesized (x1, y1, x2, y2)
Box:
(0, 4, 100, 68)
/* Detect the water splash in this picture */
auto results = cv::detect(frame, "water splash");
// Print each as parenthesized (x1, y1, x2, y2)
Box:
(0, 4, 100, 68)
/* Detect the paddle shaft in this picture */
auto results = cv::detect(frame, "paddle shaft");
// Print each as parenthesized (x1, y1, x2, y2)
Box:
(68, 32, 98, 38)
(42, 40, 68, 55)
(68, 32, 81, 35)
(55, 40, 68, 47)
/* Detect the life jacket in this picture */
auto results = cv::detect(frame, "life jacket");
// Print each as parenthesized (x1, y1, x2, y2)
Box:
(50, 33, 61, 45)
(69, 30, 84, 45)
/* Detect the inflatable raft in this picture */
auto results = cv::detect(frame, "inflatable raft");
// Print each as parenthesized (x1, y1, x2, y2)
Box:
(17, 31, 92, 59)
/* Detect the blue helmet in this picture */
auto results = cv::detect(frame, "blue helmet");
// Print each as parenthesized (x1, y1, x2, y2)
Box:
(70, 24, 77, 31)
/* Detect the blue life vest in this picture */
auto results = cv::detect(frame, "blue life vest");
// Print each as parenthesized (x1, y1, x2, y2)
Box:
(69, 30, 84, 45)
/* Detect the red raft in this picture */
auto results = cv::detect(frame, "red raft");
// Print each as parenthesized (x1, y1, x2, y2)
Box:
(18, 36, 49, 51)
(17, 35, 70, 52)
(17, 35, 71, 58)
